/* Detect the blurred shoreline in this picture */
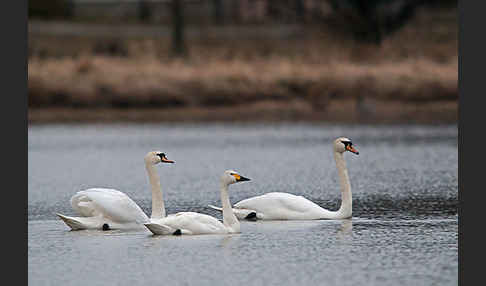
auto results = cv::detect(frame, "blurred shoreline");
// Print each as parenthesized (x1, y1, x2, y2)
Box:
(29, 100, 457, 124)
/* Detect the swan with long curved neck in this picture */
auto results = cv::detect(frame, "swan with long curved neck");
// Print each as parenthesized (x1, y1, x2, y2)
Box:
(208, 137, 359, 220)
(144, 170, 250, 235)
(56, 151, 174, 230)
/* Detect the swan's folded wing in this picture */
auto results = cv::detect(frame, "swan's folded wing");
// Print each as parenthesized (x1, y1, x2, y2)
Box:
(234, 192, 323, 217)
(156, 212, 226, 234)
(144, 222, 176, 235)
(71, 188, 149, 224)
(276, 193, 324, 213)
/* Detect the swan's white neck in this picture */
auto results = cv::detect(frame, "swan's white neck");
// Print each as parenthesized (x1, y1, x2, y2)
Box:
(334, 151, 352, 218)
(145, 162, 166, 219)
(220, 181, 240, 233)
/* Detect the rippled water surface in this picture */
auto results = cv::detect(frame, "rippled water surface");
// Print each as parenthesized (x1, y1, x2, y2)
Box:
(28, 123, 458, 286)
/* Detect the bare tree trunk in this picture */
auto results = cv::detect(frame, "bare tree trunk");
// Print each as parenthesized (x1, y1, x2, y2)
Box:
(295, 0, 305, 23)
(171, 0, 187, 57)
(138, 0, 151, 23)
(212, 0, 223, 25)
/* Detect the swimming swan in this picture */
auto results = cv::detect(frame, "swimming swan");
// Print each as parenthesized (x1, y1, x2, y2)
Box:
(56, 151, 174, 230)
(208, 137, 359, 220)
(144, 170, 250, 235)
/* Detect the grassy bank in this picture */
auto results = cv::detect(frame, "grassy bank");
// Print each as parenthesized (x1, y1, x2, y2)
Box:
(28, 56, 457, 122)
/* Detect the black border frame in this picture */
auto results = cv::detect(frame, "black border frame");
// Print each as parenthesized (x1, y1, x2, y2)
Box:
(3, 0, 27, 285)
(458, 1, 484, 285)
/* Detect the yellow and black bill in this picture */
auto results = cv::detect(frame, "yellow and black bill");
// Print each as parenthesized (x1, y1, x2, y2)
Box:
(232, 173, 251, 182)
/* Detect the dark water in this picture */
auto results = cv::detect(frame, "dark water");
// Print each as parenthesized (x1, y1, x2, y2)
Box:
(28, 123, 458, 286)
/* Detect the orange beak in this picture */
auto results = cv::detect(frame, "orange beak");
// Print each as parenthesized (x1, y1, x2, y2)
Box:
(161, 156, 175, 163)
(346, 145, 359, 155)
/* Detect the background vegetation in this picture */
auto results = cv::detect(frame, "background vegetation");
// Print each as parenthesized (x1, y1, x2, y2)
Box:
(28, 0, 457, 123)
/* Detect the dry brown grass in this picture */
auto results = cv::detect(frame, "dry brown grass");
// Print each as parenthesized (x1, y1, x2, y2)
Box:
(28, 55, 457, 108)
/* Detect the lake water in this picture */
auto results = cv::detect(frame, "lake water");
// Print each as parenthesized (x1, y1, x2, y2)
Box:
(28, 123, 458, 286)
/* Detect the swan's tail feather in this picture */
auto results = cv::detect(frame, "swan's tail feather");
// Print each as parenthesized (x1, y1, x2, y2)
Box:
(207, 205, 257, 220)
(207, 205, 223, 212)
(143, 223, 175, 235)
(56, 213, 87, 230)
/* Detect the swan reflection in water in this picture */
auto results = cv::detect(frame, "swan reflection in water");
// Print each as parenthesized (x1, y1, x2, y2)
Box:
(336, 219, 353, 238)
(140, 218, 353, 251)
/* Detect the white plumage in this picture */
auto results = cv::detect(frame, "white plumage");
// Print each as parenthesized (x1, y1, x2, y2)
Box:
(57, 151, 174, 230)
(144, 170, 251, 236)
(208, 137, 359, 220)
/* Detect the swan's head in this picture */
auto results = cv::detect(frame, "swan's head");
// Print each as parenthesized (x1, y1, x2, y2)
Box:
(144, 151, 175, 165)
(334, 137, 359, 155)
(221, 170, 251, 185)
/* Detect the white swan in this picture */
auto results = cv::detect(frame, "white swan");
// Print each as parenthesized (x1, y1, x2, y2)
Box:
(56, 151, 175, 230)
(208, 137, 359, 220)
(143, 170, 250, 235)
